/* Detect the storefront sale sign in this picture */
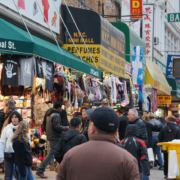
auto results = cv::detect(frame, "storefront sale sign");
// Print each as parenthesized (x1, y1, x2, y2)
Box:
(0, 0, 61, 34)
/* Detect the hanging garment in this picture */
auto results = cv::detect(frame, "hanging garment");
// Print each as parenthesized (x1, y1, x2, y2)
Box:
(18, 0, 25, 10)
(132, 90, 139, 107)
(45, 61, 54, 91)
(19, 56, 36, 87)
(36, 58, 44, 78)
(42, 0, 50, 22)
(142, 88, 148, 111)
(4, 58, 19, 87)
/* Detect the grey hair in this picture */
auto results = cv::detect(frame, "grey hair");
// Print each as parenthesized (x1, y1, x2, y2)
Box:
(5, 99, 16, 111)
(129, 108, 138, 118)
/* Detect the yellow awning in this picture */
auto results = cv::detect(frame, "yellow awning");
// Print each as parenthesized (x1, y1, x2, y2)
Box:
(146, 58, 171, 95)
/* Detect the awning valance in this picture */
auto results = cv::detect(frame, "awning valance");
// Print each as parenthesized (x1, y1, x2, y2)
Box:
(146, 58, 171, 95)
(0, 18, 102, 79)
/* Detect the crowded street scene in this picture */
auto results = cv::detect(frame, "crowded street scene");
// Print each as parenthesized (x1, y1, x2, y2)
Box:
(0, 0, 180, 180)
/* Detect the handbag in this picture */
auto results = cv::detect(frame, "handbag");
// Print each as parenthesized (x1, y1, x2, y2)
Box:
(4, 153, 14, 160)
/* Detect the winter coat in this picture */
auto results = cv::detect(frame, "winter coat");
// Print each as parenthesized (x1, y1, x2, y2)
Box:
(13, 138, 32, 176)
(0, 123, 31, 158)
(158, 122, 180, 143)
(46, 109, 68, 141)
(0, 109, 5, 135)
(149, 119, 162, 137)
(56, 134, 140, 180)
(143, 120, 163, 148)
(54, 129, 87, 163)
(118, 113, 129, 140)
(120, 124, 150, 175)
(129, 118, 148, 144)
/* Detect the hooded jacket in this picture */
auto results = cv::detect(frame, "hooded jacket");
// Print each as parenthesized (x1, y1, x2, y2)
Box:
(56, 134, 140, 180)
(158, 122, 180, 143)
(55, 129, 87, 163)
(120, 124, 150, 175)
(46, 109, 68, 141)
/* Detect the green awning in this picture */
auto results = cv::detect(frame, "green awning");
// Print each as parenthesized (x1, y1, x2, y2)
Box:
(0, 18, 101, 79)
(167, 78, 180, 100)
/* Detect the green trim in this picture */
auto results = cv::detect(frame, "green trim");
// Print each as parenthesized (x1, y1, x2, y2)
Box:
(0, 18, 102, 79)
(153, 58, 166, 75)
(167, 78, 180, 99)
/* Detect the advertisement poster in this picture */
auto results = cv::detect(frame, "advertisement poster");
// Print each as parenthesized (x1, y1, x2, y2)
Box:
(142, 4, 154, 61)
(0, 0, 61, 34)
(130, 0, 143, 19)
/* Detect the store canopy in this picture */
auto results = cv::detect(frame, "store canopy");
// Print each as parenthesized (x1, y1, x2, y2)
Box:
(146, 58, 171, 95)
(0, 18, 101, 79)
(167, 78, 180, 101)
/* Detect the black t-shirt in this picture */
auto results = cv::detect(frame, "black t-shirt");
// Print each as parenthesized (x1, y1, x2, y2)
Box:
(45, 61, 54, 91)
(4, 58, 19, 87)
(36, 58, 44, 78)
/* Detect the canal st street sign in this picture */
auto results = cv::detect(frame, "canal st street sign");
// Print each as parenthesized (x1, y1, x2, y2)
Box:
(168, 13, 180, 22)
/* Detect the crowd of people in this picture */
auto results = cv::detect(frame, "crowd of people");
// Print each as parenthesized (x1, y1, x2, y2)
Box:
(0, 99, 180, 180)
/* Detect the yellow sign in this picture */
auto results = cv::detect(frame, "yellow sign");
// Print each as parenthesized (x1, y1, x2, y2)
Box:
(157, 96, 172, 105)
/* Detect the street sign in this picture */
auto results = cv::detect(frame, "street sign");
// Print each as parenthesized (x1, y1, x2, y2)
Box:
(172, 57, 180, 77)
(168, 13, 180, 22)
(130, 0, 143, 19)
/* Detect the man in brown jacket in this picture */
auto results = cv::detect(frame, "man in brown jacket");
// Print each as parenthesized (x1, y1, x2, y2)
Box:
(56, 107, 140, 180)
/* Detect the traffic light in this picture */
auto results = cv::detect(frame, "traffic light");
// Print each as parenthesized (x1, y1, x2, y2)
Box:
(172, 57, 180, 78)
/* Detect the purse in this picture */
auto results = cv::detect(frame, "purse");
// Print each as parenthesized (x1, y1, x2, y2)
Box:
(4, 153, 14, 160)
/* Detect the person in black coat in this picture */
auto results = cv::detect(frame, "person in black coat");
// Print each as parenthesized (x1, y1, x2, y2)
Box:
(54, 117, 87, 164)
(118, 106, 131, 140)
(120, 124, 150, 180)
(158, 116, 180, 179)
(12, 121, 33, 180)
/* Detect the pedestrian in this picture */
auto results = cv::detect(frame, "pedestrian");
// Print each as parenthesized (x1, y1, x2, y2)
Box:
(143, 111, 148, 121)
(12, 121, 33, 180)
(158, 116, 180, 179)
(127, 108, 149, 180)
(0, 111, 23, 180)
(148, 113, 163, 170)
(81, 107, 89, 140)
(174, 113, 180, 126)
(118, 105, 130, 140)
(56, 107, 140, 180)
(54, 117, 87, 171)
(138, 111, 143, 120)
(1, 99, 16, 135)
(120, 124, 150, 180)
(36, 101, 69, 179)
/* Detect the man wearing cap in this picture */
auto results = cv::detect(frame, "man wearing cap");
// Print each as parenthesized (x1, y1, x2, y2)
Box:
(56, 107, 140, 180)
(118, 106, 131, 140)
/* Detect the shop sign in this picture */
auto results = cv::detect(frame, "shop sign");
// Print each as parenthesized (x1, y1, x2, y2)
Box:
(166, 54, 180, 79)
(169, 103, 179, 111)
(142, 5, 154, 60)
(62, 6, 126, 78)
(0, 41, 16, 50)
(130, 0, 143, 19)
(157, 96, 171, 105)
(90, 68, 99, 78)
(125, 62, 132, 75)
(0, 0, 61, 34)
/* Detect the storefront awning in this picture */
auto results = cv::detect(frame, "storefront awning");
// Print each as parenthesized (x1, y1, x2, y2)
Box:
(146, 58, 171, 95)
(0, 18, 102, 79)
(167, 78, 180, 101)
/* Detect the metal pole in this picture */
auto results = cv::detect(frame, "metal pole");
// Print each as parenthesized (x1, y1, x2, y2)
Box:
(12, 0, 34, 42)
(63, 0, 98, 69)
(51, 0, 84, 62)
(35, 0, 63, 55)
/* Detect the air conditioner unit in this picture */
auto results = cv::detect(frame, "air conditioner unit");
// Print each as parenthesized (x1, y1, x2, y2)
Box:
(154, 37, 159, 45)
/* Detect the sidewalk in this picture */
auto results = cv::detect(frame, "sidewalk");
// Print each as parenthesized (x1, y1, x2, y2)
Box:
(0, 167, 165, 180)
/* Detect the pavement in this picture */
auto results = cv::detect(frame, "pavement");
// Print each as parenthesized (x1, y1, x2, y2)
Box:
(0, 167, 166, 180)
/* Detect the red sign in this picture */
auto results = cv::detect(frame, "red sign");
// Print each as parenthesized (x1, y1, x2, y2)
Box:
(169, 103, 179, 111)
(130, 0, 143, 19)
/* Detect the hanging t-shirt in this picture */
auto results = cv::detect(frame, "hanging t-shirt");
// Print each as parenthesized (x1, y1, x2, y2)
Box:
(42, 60, 47, 77)
(45, 61, 54, 91)
(4, 58, 19, 87)
(36, 58, 44, 78)
(19, 57, 36, 87)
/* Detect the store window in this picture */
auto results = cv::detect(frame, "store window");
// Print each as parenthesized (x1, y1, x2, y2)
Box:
(154, 108, 165, 117)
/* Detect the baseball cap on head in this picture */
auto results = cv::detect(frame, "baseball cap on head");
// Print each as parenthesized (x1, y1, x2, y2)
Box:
(85, 108, 94, 117)
(89, 107, 119, 133)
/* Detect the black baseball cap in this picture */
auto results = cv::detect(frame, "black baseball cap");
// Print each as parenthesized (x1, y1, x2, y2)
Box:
(89, 107, 119, 133)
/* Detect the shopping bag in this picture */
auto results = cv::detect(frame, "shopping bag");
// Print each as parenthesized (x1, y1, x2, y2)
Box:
(147, 148, 154, 161)
(168, 150, 179, 179)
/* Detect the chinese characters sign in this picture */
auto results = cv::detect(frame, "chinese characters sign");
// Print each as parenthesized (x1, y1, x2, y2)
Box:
(143, 5, 154, 60)
(157, 96, 171, 105)
(130, 0, 143, 19)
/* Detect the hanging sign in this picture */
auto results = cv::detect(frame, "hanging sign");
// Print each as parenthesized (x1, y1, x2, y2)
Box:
(169, 103, 179, 111)
(142, 4, 154, 60)
(130, 0, 143, 19)
(0, 0, 61, 34)
(157, 96, 172, 105)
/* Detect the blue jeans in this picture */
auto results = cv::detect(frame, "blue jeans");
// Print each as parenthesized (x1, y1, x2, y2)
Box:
(4, 159, 16, 180)
(152, 136, 163, 166)
(17, 166, 34, 180)
(141, 162, 149, 180)
(37, 140, 58, 174)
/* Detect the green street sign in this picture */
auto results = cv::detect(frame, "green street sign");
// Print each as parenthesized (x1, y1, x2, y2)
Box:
(168, 13, 180, 22)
